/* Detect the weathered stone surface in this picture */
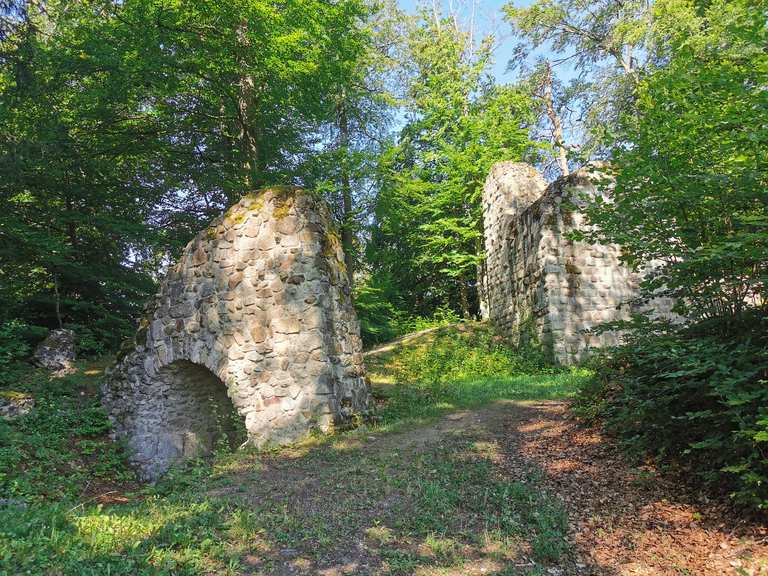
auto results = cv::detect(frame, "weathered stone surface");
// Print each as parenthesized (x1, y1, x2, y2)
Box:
(102, 186, 371, 480)
(33, 328, 76, 371)
(482, 162, 674, 364)
(0, 391, 34, 420)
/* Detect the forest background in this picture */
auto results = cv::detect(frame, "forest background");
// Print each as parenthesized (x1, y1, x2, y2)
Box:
(1, 0, 766, 509)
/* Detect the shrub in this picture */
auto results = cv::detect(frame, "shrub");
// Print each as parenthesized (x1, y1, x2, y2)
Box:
(388, 322, 550, 385)
(575, 316, 768, 511)
(0, 320, 47, 385)
(0, 361, 134, 502)
(395, 305, 462, 336)
(64, 323, 108, 357)
(0, 320, 32, 367)
(353, 283, 408, 346)
(354, 280, 464, 348)
(368, 322, 586, 427)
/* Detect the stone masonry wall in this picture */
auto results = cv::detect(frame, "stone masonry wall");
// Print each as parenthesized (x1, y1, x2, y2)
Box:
(482, 163, 672, 364)
(481, 162, 547, 327)
(102, 187, 371, 480)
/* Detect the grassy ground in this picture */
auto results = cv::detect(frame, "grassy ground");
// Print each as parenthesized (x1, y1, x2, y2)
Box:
(0, 323, 591, 575)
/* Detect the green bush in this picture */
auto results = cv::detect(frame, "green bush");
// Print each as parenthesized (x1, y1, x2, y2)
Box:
(575, 317, 768, 512)
(369, 322, 587, 427)
(354, 279, 464, 348)
(0, 321, 32, 367)
(353, 282, 408, 346)
(0, 361, 134, 503)
(395, 305, 462, 336)
(65, 323, 110, 357)
(0, 320, 47, 385)
(388, 322, 550, 385)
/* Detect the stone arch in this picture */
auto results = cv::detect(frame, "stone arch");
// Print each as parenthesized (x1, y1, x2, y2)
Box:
(102, 187, 371, 480)
(147, 360, 245, 478)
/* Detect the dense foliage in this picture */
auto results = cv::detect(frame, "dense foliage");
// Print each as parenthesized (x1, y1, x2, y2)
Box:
(0, 0, 373, 350)
(575, 0, 768, 511)
(576, 321, 768, 511)
(366, 11, 536, 320)
(0, 320, 45, 385)
(584, 0, 767, 326)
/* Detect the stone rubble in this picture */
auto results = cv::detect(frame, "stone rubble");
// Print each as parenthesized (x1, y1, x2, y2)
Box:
(33, 328, 76, 371)
(0, 392, 34, 420)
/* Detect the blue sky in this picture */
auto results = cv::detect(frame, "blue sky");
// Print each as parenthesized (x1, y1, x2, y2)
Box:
(396, 0, 578, 85)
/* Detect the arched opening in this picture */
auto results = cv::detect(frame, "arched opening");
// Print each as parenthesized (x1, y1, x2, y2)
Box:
(155, 360, 246, 465)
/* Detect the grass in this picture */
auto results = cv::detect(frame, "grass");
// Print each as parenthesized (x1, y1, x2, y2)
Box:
(0, 358, 135, 503)
(366, 322, 590, 429)
(0, 323, 590, 575)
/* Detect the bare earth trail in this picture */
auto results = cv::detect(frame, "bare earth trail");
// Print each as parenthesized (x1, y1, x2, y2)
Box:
(206, 400, 768, 576)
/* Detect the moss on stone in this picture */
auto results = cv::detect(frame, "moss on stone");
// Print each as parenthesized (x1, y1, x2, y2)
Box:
(225, 209, 248, 227)
(135, 317, 150, 346)
(321, 228, 342, 260)
(116, 339, 134, 361)
(243, 195, 266, 213)
(237, 185, 305, 221)
(272, 196, 294, 220)
(0, 390, 32, 401)
(565, 261, 581, 275)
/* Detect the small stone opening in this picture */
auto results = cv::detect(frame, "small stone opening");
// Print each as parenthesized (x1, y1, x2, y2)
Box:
(156, 360, 246, 465)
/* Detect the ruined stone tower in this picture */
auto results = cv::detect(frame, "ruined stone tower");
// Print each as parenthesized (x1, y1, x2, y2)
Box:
(102, 187, 371, 480)
(482, 162, 673, 364)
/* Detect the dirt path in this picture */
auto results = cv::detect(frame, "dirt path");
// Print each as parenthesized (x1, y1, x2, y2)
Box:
(210, 401, 767, 575)
(494, 401, 767, 576)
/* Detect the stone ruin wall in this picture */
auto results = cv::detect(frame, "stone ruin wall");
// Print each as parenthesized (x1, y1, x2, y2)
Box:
(102, 187, 371, 480)
(481, 162, 548, 328)
(482, 162, 674, 364)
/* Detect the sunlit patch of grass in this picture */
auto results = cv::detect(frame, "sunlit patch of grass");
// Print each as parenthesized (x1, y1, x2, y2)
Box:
(366, 322, 591, 430)
(373, 370, 592, 431)
(0, 496, 241, 575)
(365, 525, 395, 545)
(421, 535, 460, 563)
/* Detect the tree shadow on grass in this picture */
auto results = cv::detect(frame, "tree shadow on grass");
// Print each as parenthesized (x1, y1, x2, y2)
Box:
(13, 378, 761, 575)
(3, 400, 620, 576)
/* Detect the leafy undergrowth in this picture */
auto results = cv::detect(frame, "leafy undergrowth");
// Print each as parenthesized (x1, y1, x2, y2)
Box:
(367, 322, 591, 429)
(0, 358, 137, 503)
(1, 324, 584, 575)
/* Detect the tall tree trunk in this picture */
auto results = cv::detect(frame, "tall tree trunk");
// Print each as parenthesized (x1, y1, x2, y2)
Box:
(337, 98, 355, 287)
(236, 22, 260, 190)
(65, 194, 78, 248)
(476, 234, 489, 320)
(236, 82, 259, 189)
(459, 281, 471, 320)
(53, 273, 63, 329)
(542, 61, 569, 177)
